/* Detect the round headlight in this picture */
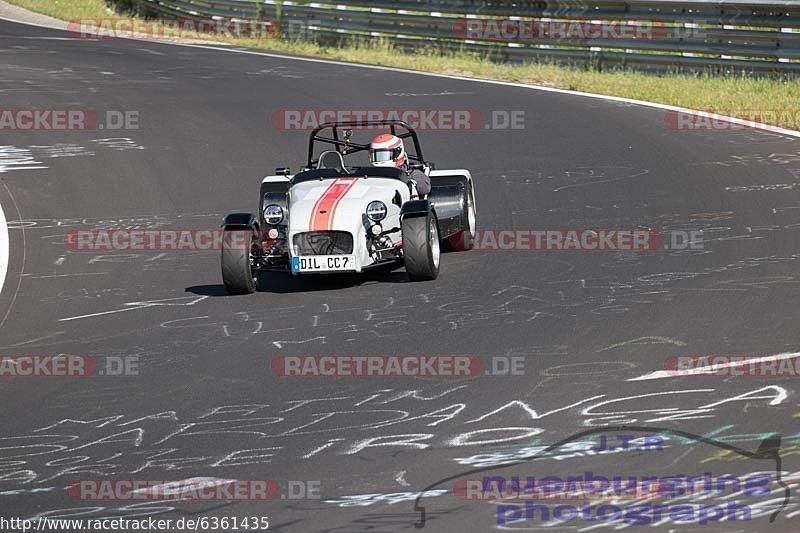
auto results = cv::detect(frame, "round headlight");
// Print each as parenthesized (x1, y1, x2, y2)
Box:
(366, 201, 387, 222)
(263, 204, 284, 225)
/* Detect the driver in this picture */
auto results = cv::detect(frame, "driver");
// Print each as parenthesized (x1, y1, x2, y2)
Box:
(369, 133, 431, 198)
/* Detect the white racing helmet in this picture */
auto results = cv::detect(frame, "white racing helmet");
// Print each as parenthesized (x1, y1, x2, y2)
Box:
(369, 133, 407, 168)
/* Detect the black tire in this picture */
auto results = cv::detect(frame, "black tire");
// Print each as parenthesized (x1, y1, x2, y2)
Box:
(443, 184, 476, 252)
(402, 211, 440, 281)
(221, 229, 257, 294)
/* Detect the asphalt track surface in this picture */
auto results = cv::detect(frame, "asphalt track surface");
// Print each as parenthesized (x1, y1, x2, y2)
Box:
(1, 18, 800, 533)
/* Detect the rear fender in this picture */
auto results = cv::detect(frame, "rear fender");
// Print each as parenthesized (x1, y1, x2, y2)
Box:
(427, 185, 465, 239)
(428, 169, 474, 240)
(429, 169, 473, 192)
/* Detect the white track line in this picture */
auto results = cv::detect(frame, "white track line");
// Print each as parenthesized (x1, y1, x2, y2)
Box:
(0, 196, 7, 298)
(2, 14, 800, 140)
(628, 352, 800, 381)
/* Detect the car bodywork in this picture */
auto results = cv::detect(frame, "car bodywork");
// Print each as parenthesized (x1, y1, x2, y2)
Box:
(221, 120, 476, 292)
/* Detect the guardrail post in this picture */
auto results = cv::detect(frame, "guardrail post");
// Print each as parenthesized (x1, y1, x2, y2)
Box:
(255, 0, 265, 22)
(275, 0, 283, 37)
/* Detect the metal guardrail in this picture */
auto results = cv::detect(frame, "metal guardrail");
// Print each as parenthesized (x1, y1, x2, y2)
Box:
(127, 0, 800, 73)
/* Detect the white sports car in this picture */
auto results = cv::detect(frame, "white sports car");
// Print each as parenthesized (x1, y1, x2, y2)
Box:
(220, 120, 476, 294)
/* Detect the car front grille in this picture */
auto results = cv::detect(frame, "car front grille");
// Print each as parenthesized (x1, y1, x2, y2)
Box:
(293, 231, 354, 255)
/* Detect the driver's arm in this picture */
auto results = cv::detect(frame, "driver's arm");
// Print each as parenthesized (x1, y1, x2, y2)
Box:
(408, 168, 431, 197)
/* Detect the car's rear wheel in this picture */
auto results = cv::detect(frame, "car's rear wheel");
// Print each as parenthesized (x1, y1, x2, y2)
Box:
(402, 211, 440, 281)
(443, 185, 476, 251)
(221, 229, 258, 294)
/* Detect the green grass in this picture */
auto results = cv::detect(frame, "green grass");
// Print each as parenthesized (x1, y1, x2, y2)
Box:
(8, 0, 800, 131)
(7, 0, 116, 19)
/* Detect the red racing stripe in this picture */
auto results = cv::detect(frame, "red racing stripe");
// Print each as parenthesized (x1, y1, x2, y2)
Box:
(311, 178, 358, 231)
(308, 180, 339, 231)
(326, 178, 359, 230)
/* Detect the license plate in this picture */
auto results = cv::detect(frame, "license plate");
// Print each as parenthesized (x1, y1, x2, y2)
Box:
(292, 255, 356, 273)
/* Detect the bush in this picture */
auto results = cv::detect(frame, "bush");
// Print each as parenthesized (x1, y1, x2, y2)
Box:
(106, 0, 157, 18)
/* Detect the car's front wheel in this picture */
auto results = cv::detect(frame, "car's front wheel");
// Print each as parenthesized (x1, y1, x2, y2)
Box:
(402, 211, 440, 281)
(221, 229, 258, 294)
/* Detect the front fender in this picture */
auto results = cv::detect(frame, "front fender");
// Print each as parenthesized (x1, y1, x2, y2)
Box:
(400, 199, 434, 219)
(222, 212, 260, 234)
